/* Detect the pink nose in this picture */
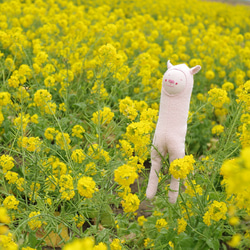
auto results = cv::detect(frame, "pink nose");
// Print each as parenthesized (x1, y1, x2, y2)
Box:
(168, 79, 175, 84)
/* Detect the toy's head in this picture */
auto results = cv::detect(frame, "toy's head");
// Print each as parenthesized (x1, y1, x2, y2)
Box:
(162, 60, 201, 96)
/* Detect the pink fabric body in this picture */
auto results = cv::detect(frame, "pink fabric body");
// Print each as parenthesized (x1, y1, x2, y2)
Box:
(146, 61, 201, 203)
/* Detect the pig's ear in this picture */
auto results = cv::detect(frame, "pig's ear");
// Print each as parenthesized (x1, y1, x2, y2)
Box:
(190, 65, 201, 75)
(167, 60, 173, 69)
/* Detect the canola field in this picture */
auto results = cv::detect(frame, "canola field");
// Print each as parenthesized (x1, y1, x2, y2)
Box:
(0, 0, 250, 249)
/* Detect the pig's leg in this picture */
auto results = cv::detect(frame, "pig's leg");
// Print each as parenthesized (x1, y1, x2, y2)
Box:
(146, 135, 167, 199)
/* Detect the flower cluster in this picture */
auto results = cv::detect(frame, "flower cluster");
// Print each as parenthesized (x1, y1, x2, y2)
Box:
(220, 147, 250, 213)
(169, 155, 195, 179)
(203, 201, 227, 226)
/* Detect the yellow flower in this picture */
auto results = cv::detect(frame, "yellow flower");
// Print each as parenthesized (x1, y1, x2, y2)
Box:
(110, 238, 122, 250)
(8, 74, 20, 88)
(0, 155, 15, 173)
(3, 196, 19, 210)
(155, 218, 168, 232)
(222, 82, 234, 91)
(203, 201, 227, 226)
(114, 164, 138, 187)
(73, 214, 85, 228)
(30, 114, 39, 124)
(0, 110, 4, 126)
(44, 127, 58, 140)
(169, 241, 174, 249)
(5, 57, 15, 71)
(227, 234, 241, 248)
(177, 217, 187, 234)
(211, 124, 224, 136)
(5, 171, 19, 184)
(0, 207, 11, 224)
(137, 215, 147, 226)
(59, 103, 66, 112)
(205, 70, 215, 80)
(77, 176, 97, 198)
(184, 180, 203, 197)
(121, 193, 140, 213)
(13, 113, 30, 132)
(169, 155, 195, 179)
(44, 75, 56, 87)
(208, 88, 230, 108)
(91, 81, 108, 99)
(72, 125, 85, 139)
(0, 92, 11, 106)
(28, 211, 42, 230)
(93, 242, 107, 250)
(0, 233, 18, 250)
(144, 238, 154, 248)
(16, 178, 25, 192)
(59, 175, 75, 200)
(119, 140, 134, 158)
(63, 237, 95, 250)
(33, 89, 52, 107)
(197, 93, 206, 101)
(55, 132, 71, 150)
(91, 107, 114, 125)
(229, 216, 240, 226)
(220, 147, 250, 210)
(18, 136, 42, 152)
(119, 96, 138, 121)
(71, 149, 86, 163)
(87, 144, 110, 163)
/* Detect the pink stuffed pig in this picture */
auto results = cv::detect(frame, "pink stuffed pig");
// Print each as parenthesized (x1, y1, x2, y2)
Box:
(146, 60, 201, 203)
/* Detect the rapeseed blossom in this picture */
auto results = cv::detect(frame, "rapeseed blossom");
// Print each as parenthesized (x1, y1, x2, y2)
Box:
(72, 125, 85, 139)
(77, 176, 97, 198)
(0, 233, 18, 250)
(110, 239, 122, 250)
(0, 155, 15, 173)
(169, 155, 195, 179)
(114, 164, 138, 187)
(137, 216, 147, 226)
(18, 136, 42, 152)
(227, 234, 241, 248)
(73, 214, 85, 228)
(44, 127, 58, 140)
(203, 201, 227, 226)
(87, 144, 110, 163)
(0, 92, 11, 106)
(28, 211, 43, 230)
(121, 193, 140, 213)
(3, 196, 19, 210)
(155, 218, 168, 232)
(177, 217, 187, 234)
(55, 132, 71, 150)
(63, 237, 95, 250)
(220, 147, 250, 212)
(208, 88, 230, 108)
(91, 107, 114, 125)
(71, 149, 86, 163)
(212, 124, 224, 136)
(5, 171, 19, 184)
(59, 175, 75, 200)
(184, 180, 203, 197)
